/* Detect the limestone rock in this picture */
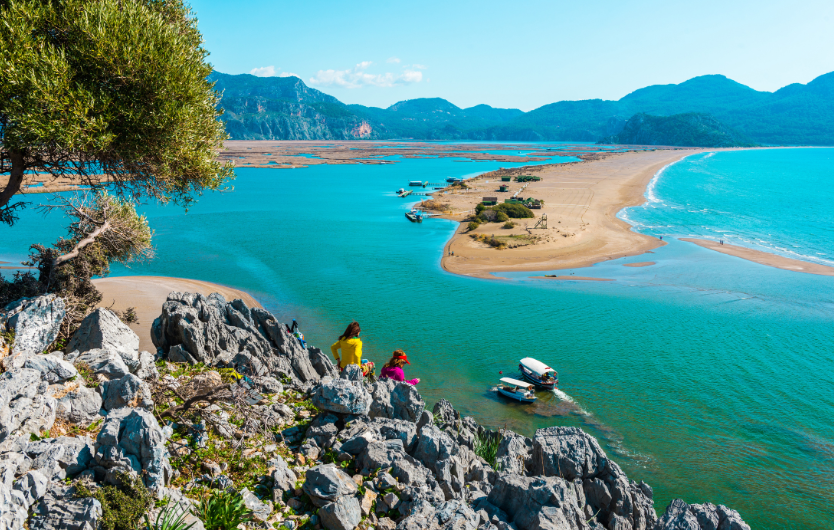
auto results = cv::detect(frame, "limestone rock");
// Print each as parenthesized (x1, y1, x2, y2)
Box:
(302, 464, 358, 508)
(241, 487, 273, 522)
(656, 500, 751, 530)
(72, 349, 130, 380)
(24, 354, 78, 384)
(0, 481, 28, 530)
(0, 368, 56, 442)
(487, 473, 587, 530)
(4, 295, 66, 361)
(340, 364, 363, 381)
(269, 454, 297, 493)
(67, 308, 139, 362)
(320, 495, 362, 530)
(100, 374, 153, 411)
(134, 351, 159, 381)
(495, 431, 533, 475)
(312, 378, 371, 415)
(94, 408, 171, 493)
(12, 470, 48, 507)
(369, 378, 425, 423)
(55, 385, 103, 425)
(29, 484, 102, 530)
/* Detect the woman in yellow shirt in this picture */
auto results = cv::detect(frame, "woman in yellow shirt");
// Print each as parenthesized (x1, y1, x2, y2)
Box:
(330, 322, 363, 370)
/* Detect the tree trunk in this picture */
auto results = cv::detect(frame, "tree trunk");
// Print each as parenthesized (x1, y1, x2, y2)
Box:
(0, 149, 25, 208)
(54, 220, 111, 266)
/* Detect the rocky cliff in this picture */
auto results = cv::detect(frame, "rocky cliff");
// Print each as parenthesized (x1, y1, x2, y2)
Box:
(598, 113, 758, 147)
(0, 291, 751, 530)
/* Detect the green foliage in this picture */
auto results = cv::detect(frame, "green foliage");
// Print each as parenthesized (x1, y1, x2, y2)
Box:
(502, 221, 515, 229)
(193, 489, 253, 530)
(599, 112, 758, 148)
(475, 203, 486, 214)
(467, 221, 480, 232)
(0, 0, 233, 220)
(493, 203, 534, 219)
(495, 211, 509, 222)
(74, 473, 154, 530)
(144, 497, 196, 530)
(474, 430, 503, 470)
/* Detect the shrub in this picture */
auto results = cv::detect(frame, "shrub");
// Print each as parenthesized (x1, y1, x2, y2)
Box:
(494, 203, 534, 219)
(193, 489, 253, 530)
(496, 211, 509, 222)
(74, 473, 154, 530)
(502, 221, 515, 229)
(475, 203, 486, 214)
(477, 209, 498, 223)
(467, 221, 480, 231)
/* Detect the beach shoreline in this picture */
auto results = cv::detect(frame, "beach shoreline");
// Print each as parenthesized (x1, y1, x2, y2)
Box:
(680, 238, 834, 276)
(92, 276, 261, 351)
(433, 149, 703, 279)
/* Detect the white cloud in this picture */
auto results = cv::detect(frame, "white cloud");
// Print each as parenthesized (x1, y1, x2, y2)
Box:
(309, 62, 424, 89)
(411, 64, 428, 70)
(250, 66, 277, 77)
(279, 72, 299, 78)
(387, 57, 401, 63)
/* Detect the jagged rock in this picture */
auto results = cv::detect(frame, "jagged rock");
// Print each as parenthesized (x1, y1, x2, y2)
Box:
(432, 399, 459, 425)
(67, 308, 139, 363)
(312, 378, 371, 415)
(340, 364, 363, 381)
(151, 488, 205, 530)
(412, 425, 464, 495)
(0, 482, 28, 529)
(302, 464, 358, 507)
(134, 351, 159, 381)
(495, 431, 533, 475)
(100, 374, 153, 411)
(29, 484, 102, 530)
(24, 354, 78, 384)
(12, 470, 48, 507)
(655, 500, 751, 530)
(0, 368, 56, 442)
(308, 346, 339, 379)
(305, 413, 340, 449)
(94, 408, 171, 493)
(487, 473, 587, 530)
(168, 344, 197, 364)
(241, 487, 273, 522)
(320, 495, 362, 530)
(55, 385, 102, 425)
(71, 349, 130, 380)
(369, 378, 425, 423)
(253, 375, 283, 394)
(269, 454, 297, 493)
(434, 499, 480, 529)
(3, 295, 66, 363)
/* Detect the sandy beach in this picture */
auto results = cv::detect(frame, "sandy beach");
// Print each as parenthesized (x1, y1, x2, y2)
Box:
(681, 238, 834, 276)
(431, 149, 704, 279)
(92, 276, 261, 351)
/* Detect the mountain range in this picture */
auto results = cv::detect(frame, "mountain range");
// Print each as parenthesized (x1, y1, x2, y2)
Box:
(209, 70, 834, 145)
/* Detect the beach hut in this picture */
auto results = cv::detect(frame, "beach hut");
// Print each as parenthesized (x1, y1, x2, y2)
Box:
(482, 197, 498, 205)
(501, 176, 512, 182)
(499, 185, 510, 192)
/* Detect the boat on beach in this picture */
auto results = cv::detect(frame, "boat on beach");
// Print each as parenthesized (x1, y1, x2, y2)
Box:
(519, 357, 558, 389)
(496, 377, 537, 403)
(405, 209, 423, 223)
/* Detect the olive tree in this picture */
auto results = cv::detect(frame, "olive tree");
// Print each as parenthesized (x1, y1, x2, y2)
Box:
(0, 0, 233, 225)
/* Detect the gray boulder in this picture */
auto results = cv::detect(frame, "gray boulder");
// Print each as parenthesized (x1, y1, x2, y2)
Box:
(432, 399, 459, 425)
(12, 470, 48, 507)
(312, 378, 371, 415)
(134, 351, 159, 381)
(94, 408, 171, 493)
(0, 482, 28, 530)
(67, 308, 139, 362)
(3, 295, 66, 363)
(29, 484, 102, 530)
(269, 454, 297, 493)
(655, 500, 751, 530)
(241, 487, 273, 522)
(72, 349, 130, 380)
(495, 431, 533, 475)
(433, 499, 480, 530)
(487, 473, 587, 530)
(320, 495, 362, 530)
(55, 385, 103, 425)
(100, 374, 153, 411)
(0, 368, 56, 443)
(302, 464, 358, 507)
(340, 364, 363, 381)
(24, 354, 78, 384)
(369, 378, 425, 423)
(22, 436, 94, 482)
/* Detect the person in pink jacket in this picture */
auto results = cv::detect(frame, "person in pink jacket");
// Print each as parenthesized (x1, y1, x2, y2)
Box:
(379, 350, 419, 385)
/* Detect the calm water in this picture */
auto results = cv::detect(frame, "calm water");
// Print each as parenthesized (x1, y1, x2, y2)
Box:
(3, 149, 833, 529)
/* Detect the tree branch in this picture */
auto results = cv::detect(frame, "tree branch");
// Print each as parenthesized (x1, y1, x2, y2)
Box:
(158, 383, 233, 420)
(0, 149, 26, 210)
(53, 220, 111, 266)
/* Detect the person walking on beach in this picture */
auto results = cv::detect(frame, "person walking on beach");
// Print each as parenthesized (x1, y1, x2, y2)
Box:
(331, 322, 363, 370)
(379, 350, 420, 385)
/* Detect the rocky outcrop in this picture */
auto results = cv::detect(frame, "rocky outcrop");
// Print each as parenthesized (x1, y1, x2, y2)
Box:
(1, 295, 66, 370)
(0, 368, 56, 442)
(313, 378, 371, 415)
(67, 309, 139, 363)
(655, 499, 751, 530)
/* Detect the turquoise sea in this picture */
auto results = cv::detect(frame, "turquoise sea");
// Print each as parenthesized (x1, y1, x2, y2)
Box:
(3, 147, 833, 529)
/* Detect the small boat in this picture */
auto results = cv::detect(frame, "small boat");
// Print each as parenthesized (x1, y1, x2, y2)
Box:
(496, 377, 537, 403)
(405, 210, 423, 223)
(397, 188, 405, 195)
(519, 357, 558, 389)
(408, 180, 424, 187)
(446, 177, 462, 183)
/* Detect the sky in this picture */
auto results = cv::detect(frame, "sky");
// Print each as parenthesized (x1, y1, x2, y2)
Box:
(191, 0, 834, 111)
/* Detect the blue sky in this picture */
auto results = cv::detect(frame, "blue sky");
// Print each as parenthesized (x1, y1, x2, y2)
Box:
(192, 0, 834, 111)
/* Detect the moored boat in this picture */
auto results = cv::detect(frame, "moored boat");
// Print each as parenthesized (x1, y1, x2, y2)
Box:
(519, 357, 558, 389)
(496, 377, 537, 403)
(405, 210, 423, 223)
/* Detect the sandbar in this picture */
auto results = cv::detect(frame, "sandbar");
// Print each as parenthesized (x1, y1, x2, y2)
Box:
(680, 238, 834, 277)
(434, 149, 709, 279)
(623, 262, 655, 267)
(92, 276, 261, 351)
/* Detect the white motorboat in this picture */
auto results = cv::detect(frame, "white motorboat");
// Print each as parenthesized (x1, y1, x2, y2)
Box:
(496, 377, 537, 403)
(519, 357, 558, 389)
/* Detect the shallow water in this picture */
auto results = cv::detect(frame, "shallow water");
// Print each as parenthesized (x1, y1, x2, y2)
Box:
(3, 149, 833, 528)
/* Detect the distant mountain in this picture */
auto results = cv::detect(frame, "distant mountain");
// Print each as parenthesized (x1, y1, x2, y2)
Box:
(599, 113, 758, 147)
(210, 71, 834, 145)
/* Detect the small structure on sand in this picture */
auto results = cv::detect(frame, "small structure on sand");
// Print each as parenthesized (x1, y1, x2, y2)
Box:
(482, 197, 498, 205)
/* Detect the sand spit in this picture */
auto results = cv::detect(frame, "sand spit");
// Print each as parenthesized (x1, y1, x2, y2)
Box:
(532, 276, 615, 281)
(623, 262, 656, 267)
(681, 238, 834, 277)
(432, 149, 706, 279)
(92, 276, 262, 351)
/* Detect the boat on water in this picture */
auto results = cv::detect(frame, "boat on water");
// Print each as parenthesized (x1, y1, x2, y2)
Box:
(496, 377, 537, 403)
(397, 188, 405, 195)
(408, 180, 424, 187)
(405, 210, 423, 223)
(519, 357, 558, 389)
(446, 177, 462, 183)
